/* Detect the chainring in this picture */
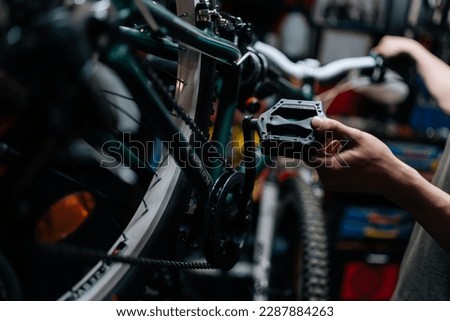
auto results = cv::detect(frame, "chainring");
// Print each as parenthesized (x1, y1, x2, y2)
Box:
(203, 169, 251, 270)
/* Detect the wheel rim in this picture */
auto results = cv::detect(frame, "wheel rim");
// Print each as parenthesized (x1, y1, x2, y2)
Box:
(59, 0, 205, 300)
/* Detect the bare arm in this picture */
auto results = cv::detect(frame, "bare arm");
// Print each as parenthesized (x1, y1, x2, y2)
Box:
(309, 116, 450, 253)
(372, 35, 450, 114)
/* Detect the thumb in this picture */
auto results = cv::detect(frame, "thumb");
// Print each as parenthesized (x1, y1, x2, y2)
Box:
(311, 116, 361, 140)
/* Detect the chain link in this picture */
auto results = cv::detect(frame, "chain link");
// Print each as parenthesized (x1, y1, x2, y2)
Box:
(144, 60, 229, 166)
(41, 243, 215, 270)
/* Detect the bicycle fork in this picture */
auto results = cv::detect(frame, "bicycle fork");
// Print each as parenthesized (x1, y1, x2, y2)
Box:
(252, 168, 279, 300)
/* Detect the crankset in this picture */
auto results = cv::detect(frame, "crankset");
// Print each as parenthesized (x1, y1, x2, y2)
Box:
(203, 169, 252, 270)
(202, 99, 325, 270)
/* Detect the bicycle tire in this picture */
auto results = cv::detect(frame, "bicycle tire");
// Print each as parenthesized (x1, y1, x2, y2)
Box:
(268, 175, 329, 300)
(0, 252, 21, 300)
(58, 0, 215, 300)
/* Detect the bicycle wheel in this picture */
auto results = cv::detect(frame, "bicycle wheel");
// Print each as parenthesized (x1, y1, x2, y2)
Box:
(267, 175, 329, 300)
(0, 253, 21, 300)
(53, 0, 216, 300)
(61, 0, 216, 300)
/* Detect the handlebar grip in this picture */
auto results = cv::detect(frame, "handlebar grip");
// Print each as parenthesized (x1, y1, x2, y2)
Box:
(254, 41, 385, 82)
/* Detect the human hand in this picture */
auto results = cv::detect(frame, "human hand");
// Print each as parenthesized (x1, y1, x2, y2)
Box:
(371, 35, 420, 59)
(307, 117, 402, 194)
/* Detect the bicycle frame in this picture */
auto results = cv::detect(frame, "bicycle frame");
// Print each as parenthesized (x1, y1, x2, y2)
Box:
(0, 0, 405, 300)
(107, 0, 388, 200)
(108, 0, 253, 194)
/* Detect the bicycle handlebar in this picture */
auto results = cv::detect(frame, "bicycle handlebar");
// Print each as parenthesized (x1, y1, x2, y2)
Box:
(253, 41, 380, 82)
(140, 2, 389, 85)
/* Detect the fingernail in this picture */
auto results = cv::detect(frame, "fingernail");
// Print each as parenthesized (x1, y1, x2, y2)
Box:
(311, 116, 324, 127)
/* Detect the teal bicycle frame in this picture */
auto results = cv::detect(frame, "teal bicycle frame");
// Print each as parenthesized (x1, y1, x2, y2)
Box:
(106, 0, 250, 198)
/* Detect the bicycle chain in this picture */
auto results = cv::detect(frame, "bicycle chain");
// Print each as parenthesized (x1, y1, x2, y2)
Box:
(144, 63, 229, 166)
(98, 54, 230, 272)
(41, 243, 216, 270)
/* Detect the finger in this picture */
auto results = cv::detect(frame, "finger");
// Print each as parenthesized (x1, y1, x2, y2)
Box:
(305, 154, 327, 168)
(311, 116, 362, 140)
(307, 154, 339, 169)
(370, 44, 382, 54)
(313, 140, 341, 157)
(371, 39, 387, 55)
(324, 140, 342, 155)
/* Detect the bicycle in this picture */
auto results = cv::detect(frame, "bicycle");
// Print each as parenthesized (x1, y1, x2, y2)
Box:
(0, 0, 407, 300)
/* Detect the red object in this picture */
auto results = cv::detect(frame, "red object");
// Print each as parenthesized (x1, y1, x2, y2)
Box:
(340, 261, 400, 300)
(326, 90, 362, 116)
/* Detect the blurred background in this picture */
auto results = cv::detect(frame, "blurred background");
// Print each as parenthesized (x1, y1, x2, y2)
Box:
(219, 0, 450, 300)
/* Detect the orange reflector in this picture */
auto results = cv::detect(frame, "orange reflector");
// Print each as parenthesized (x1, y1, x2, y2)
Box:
(35, 191, 96, 244)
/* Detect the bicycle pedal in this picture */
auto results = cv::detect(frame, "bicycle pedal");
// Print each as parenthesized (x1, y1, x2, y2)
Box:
(255, 99, 325, 159)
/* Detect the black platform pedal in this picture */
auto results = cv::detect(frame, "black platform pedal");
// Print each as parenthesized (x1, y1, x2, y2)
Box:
(255, 99, 325, 159)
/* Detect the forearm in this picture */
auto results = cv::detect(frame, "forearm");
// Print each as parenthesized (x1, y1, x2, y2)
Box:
(405, 41, 450, 113)
(382, 159, 450, 253)
(312, 116, 450, 252)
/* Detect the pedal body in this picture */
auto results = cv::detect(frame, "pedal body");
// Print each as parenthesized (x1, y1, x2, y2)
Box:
(256, 99, 325, 159)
